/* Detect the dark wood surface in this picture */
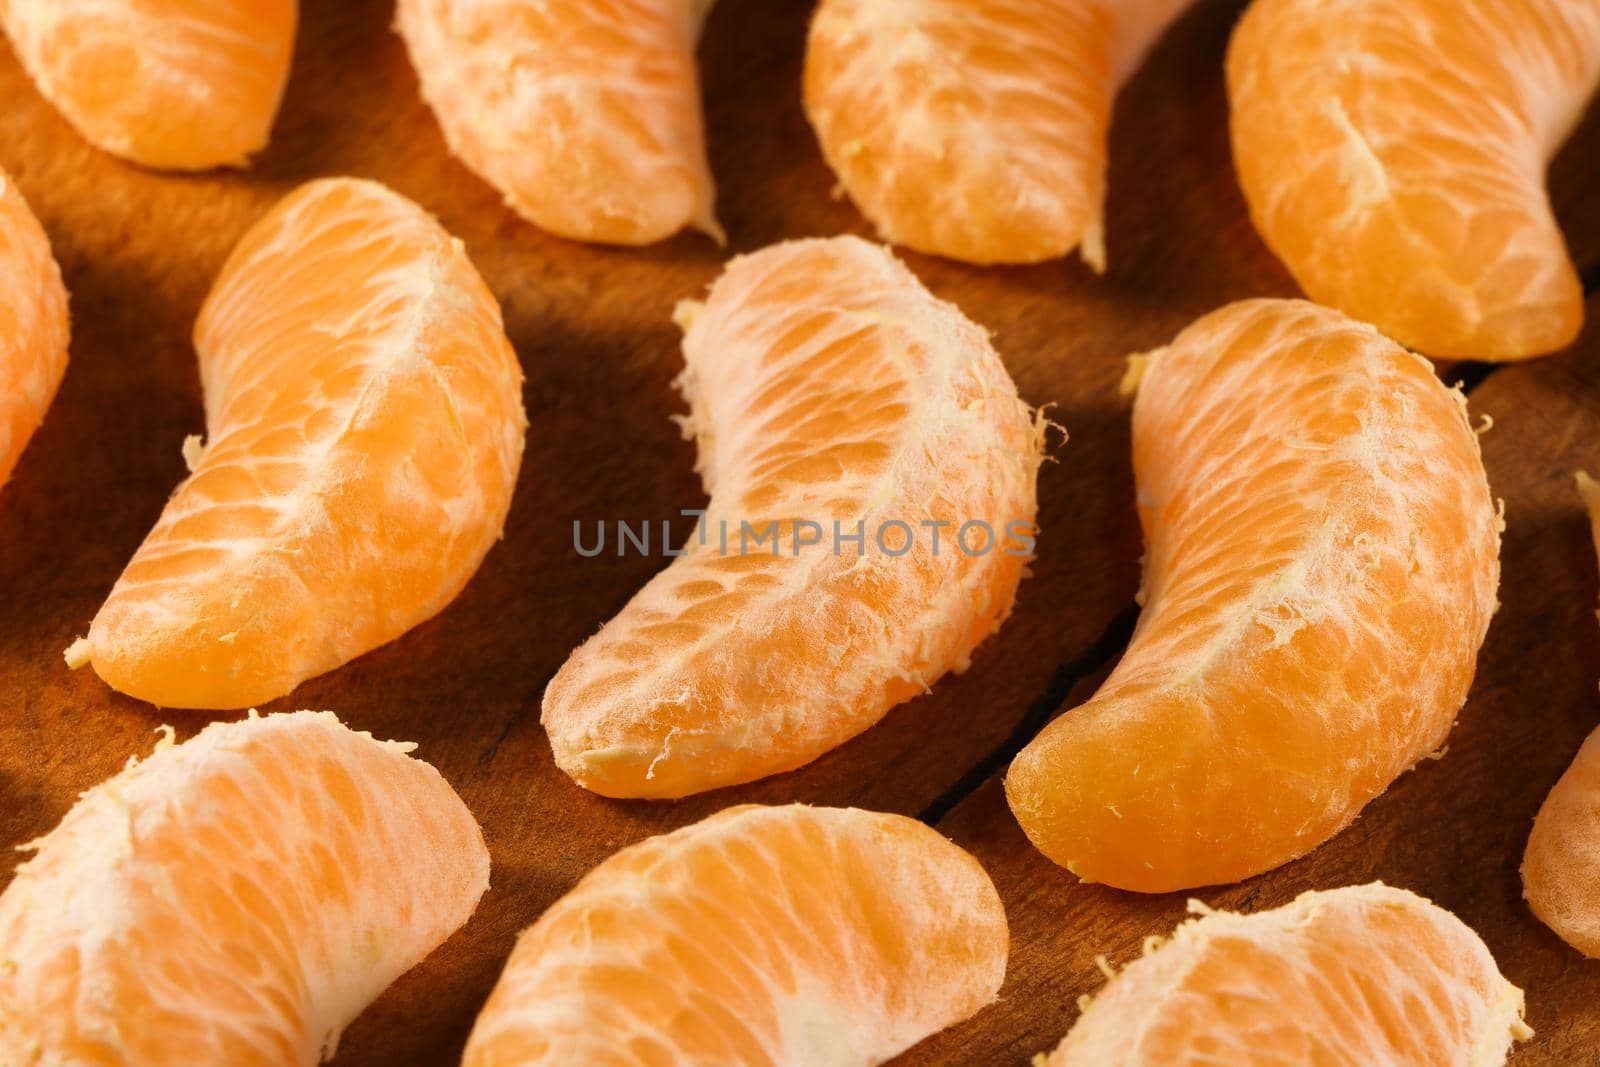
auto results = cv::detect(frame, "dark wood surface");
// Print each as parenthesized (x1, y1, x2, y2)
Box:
(0, 1, 1596, 1063)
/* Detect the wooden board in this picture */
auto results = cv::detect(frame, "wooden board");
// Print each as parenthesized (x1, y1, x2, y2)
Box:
(0, 0, 1596, 1062)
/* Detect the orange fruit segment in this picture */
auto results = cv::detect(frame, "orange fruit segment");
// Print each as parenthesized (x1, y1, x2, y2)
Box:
(542, 236, 1042, 798)
(461, 803, 1007, 1065)
(803, 0, 1197, 267)
(0, 0, 298, 170)
(0, 710, 490, 1066)
(1044, 884, 1529, 1065)
(1227, 0, 1600, 360)
(0, 166, 69, 488)
(1006, 299, 1500, 892)
(396, 0, 720, 246)
(66, 178, 527, 709)
(1521, 471, 1600, 958)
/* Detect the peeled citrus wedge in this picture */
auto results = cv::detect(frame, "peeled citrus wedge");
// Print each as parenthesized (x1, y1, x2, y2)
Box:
(0, 0, 298, 170)
(396, 0, 719, 246)
(542, 236, 1042, 798)
(1522, 472, 1600, 958)
(462, 803, 1006, 1066)
(803, 0, 1197, 267)
(1227, 0, 1600, 360)
(0, 166, 69, 488)
(1006, 299, 1500, 892)
(0, 710, 489, 1065)
(67, 178, 526, 709)
(1044, 884, 1529, 1065)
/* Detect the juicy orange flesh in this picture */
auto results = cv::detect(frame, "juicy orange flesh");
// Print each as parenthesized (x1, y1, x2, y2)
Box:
(0, 712, 489, 1066)
(462, 805, 1007, 1066)
(804, 0, 1202, 266)
(805, 0, 1114, 265)
(1049, 885, 1526, 1065)
(1007, 300, 1499, 892)
(541, 237, 1040, 798)
(1228, 0, 1600, 359)
(397, 0, 717, 245)
(0, 168, 69, 486)
(81, 178, 526, 708)
(1522, 474, 1600, 958)
(1524, 726, 1600, 959)
(1, 0, 297, 169)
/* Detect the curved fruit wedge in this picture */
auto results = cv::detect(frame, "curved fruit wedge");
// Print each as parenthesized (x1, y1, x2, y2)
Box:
(804, 0, 1197, 267)
(0, 167, 69, 488)
(0, 710, 489, 1065)
(397, 0, 719, 246)
(67, 178, 526, 709)
(1044, 884, 1529, 1065)
(0, 0, 298, 170)
(1522, 472, 1600, 958)
(542, 236, 1042, 797)
(1228, 0, 1600, 360)
(1006, 299, 1500, 892)
(462, 803, 1006, 1065)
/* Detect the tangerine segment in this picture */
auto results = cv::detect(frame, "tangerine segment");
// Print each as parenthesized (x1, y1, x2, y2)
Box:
(0, 0, 297, 170)
(1007, 299, 1500, 893)
(1045, 884, 1529, 1066)
(803, 0, 1196, 267)
(397, 0, 719, 246)
(1227, 0, 1600, 361)
(69, 178, 527, 709)
(0, 167, 69, 488)
(542, 236, 1042, 798)
(1521, 472, 1600, 958)
(0, 710, 490, 1067)
(462, 804, 1007, 1066)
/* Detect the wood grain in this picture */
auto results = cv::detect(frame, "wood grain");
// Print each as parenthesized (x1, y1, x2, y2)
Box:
(0, 0, 1595, 1063)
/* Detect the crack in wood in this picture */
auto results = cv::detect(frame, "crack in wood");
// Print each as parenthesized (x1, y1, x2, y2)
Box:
(918, 603, 1143, 826)
(476, 675, 557, 772)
